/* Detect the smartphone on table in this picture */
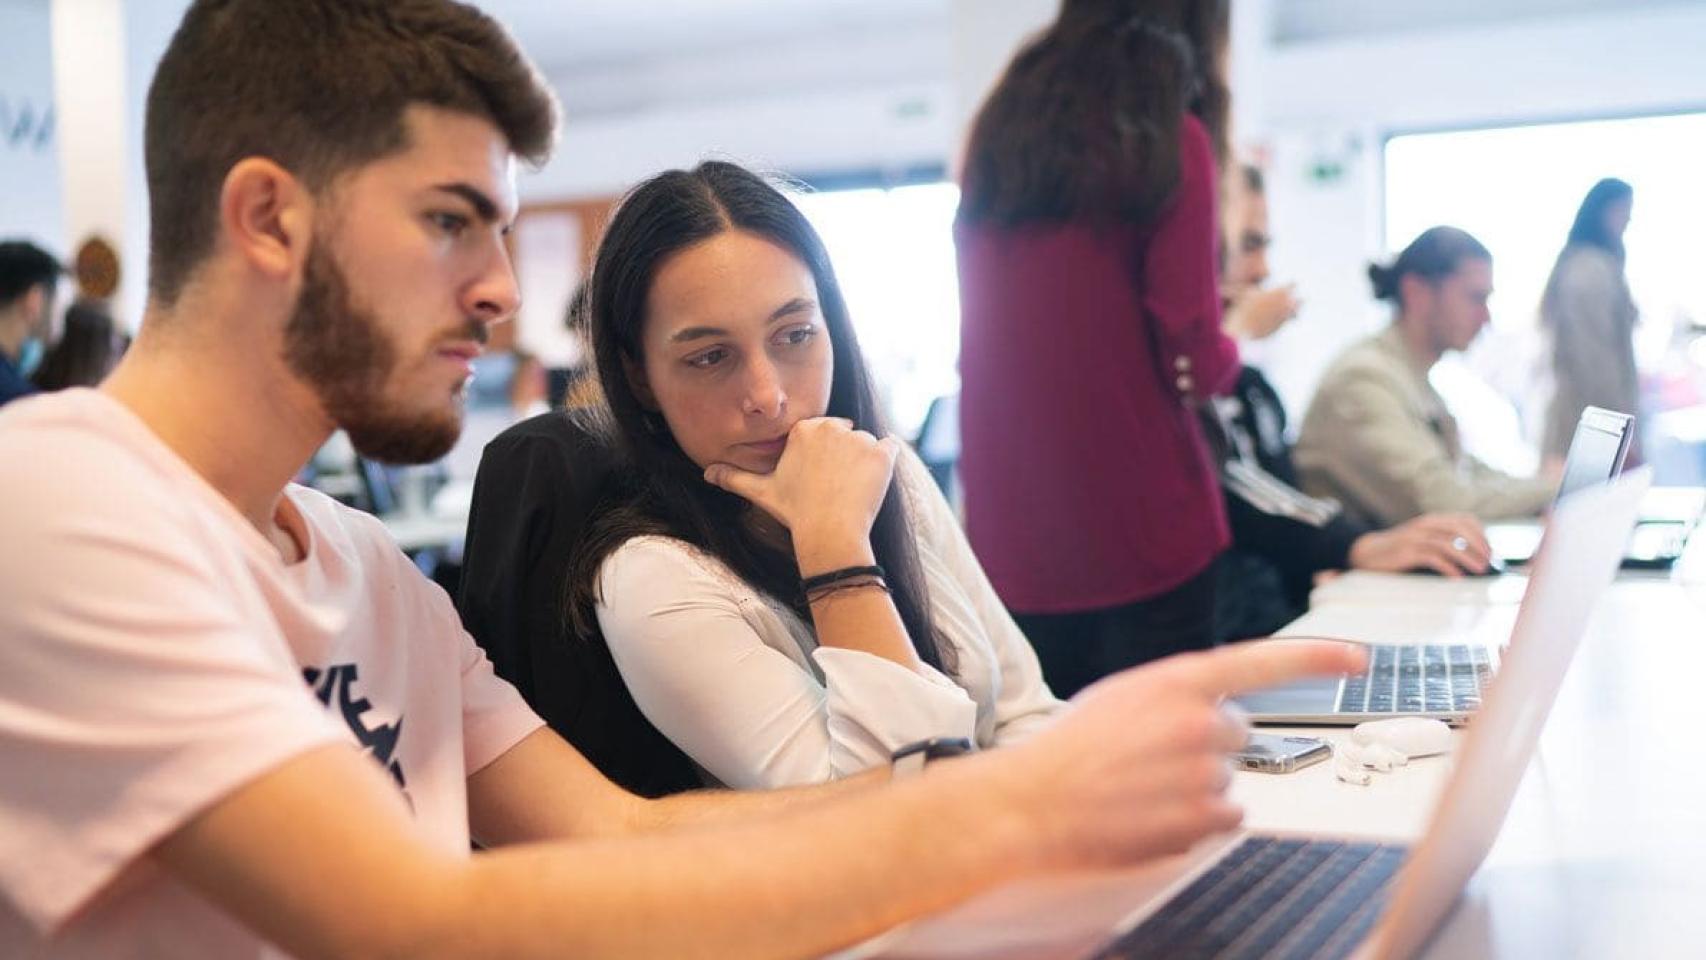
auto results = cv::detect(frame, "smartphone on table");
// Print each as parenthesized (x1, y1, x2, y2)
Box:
(1232, 733, 1331, 774)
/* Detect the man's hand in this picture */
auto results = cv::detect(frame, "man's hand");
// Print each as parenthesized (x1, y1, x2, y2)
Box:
(1349, 513, 1491, 576)
(993, 640, 1367, 871)
(1222, 285, 1301, 342)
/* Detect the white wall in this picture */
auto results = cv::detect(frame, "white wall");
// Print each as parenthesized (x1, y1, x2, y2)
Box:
(51, 0, 129, 318)
(0, 0, 65, 255)
(116, 0, 188, 329)
(947, 0, 1054, 173)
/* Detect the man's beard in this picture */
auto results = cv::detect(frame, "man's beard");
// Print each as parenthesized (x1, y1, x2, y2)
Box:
(283, 244, 482, 465)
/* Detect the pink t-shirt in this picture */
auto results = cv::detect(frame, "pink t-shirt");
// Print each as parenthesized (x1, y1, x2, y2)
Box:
(0, 389, 544, 958)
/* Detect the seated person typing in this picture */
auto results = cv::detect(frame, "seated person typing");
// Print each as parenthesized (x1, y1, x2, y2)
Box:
(1209, 169, 1492, 640)
(553, 161, 1061, 789)
(1294, 226, 1560, 527)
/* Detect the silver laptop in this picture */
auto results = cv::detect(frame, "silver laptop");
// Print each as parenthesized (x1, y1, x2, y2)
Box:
(1483, 405, 1693, 572)
(1487, 405, 1632, 559)
(1238, 406, 1632, 725)
(840, 470, 1648, 960)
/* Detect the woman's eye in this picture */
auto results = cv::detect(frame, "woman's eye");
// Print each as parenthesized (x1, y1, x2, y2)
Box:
(780, 326, 818, 347)
(687, 347, 727, 369)
(430, 212, 470, 237)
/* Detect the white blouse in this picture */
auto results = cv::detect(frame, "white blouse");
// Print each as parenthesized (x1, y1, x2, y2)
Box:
(595, 450, 1063, 789)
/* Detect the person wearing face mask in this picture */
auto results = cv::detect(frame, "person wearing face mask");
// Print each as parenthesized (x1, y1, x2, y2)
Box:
(1294, 227, 1562, 527)
(0, 240, 63, 406)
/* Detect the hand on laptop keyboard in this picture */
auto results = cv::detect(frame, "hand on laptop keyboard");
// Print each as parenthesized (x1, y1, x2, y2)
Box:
(1347, 512, 1492, 577)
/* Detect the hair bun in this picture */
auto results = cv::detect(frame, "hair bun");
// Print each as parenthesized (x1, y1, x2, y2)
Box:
(1367, 262, 1398, 302)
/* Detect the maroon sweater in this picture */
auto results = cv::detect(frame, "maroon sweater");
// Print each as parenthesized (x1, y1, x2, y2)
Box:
(955, 113, 1238, 614)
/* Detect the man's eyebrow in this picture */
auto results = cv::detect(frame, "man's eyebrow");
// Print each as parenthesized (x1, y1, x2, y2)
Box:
(431, 183, 503, 225)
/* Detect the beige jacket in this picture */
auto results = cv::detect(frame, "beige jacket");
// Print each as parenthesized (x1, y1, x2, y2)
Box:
(1294, 326, 1556, 526)
(1540, 246, 1639, 461)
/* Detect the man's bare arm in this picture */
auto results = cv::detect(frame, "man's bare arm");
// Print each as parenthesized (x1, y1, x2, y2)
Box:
(467, 726, 885, 845)
(158, 640, 1364, 960)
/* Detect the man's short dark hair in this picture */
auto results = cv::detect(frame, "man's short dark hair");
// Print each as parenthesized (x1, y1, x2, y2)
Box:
(0, 241, 63, 309)
(144, 0, 560, 305)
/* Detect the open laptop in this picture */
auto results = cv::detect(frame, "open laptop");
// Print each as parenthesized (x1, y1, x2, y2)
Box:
(1237, 407, 1632, 725)
(1486, 406, 1694, 571)
(1079, 470, 1650, 960)
(1484, 405, 1632, 563)
(837, 471, 1648, 960)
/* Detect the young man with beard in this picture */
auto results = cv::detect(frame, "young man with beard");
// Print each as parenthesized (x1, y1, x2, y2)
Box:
(0, 2, 1361, 957)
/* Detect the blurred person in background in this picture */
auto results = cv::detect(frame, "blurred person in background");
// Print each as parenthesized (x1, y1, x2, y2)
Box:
(1220, 164, 1300, 343)
(955, 0, 1239, 696)
(1540, 177, 1639, 463)
(32, 300, 126, 392)
(0, 240, 63, 406)
(1209, 168, 1491, 641)
(1296, 227, 1560, 527)
(507, 349, 550, 420)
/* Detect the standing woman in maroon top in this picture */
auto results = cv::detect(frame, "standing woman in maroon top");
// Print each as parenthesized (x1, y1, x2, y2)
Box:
(954, 0, 1238, 696)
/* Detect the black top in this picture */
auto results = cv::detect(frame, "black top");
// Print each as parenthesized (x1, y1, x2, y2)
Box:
(0, 352, 35, 407)
(1205, 367, 1367, 641)
(455, 410, 702, 797)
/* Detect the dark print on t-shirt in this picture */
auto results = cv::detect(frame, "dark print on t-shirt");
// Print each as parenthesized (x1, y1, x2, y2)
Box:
(303, 663, 409, 799)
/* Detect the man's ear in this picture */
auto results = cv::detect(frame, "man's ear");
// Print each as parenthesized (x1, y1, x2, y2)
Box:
(21, 285, 46, 328)
(218, 158, 315, 285)
(622, 354, 659, 410)
(1398, 273, 1433, 315)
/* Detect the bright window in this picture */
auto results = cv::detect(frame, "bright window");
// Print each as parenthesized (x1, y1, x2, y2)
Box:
(793, 182, 962, 439)
(1384, 112, 1706, 473)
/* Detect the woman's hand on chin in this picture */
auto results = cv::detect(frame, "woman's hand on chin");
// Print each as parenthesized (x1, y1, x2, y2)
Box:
(703, 417, 898, 560)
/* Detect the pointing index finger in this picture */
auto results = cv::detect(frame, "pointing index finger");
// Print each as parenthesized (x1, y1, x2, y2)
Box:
(1180, 640, 1368, 698)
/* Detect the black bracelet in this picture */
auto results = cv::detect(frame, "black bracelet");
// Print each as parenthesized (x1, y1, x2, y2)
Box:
(801, 564, 886, 592)
(805, 578, 890, 604)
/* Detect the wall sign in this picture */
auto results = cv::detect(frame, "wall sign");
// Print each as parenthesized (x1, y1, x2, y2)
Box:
(0, 95, 55, 152)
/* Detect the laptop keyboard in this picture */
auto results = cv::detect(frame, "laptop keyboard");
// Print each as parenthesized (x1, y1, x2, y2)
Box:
(1334, 644, 1492, 715)
(1090, 836, 1407, 960)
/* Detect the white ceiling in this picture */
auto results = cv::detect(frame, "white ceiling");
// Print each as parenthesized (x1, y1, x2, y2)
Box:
(475, 0, 949, 73)
(479, 0, 1706, 78)
(1272, 0, 1702, 44)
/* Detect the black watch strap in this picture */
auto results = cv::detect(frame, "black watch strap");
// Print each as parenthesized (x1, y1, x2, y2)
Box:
(890, 737, 973, 779)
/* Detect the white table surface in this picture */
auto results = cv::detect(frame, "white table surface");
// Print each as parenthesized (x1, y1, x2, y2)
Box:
(850, 551, 1706, 959)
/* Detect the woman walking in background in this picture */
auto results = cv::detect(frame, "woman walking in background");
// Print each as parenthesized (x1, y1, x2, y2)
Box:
(954, 0, 1238, 696)
(1540, 178, 1639, 463)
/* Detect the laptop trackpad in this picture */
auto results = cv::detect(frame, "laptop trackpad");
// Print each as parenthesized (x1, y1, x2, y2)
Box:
(1235, 676, 1340, 717)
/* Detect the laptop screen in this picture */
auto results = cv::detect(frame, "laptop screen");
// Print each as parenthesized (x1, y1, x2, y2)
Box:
(1555, 406, 1633, 502)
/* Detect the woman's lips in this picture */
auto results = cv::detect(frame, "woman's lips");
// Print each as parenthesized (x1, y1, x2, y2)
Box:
(741, 437, 788, 457)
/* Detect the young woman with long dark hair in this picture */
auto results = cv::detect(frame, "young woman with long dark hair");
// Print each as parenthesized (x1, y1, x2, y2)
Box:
(954, 0, 1239, 696)
(563, 161, 1060, 789)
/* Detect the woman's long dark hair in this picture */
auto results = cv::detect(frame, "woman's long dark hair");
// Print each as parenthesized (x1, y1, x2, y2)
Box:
(566, 161, 951, 673)
(32, 300, 125, 392)
(1564, 177, 1633, 258)
(957, 0, 1230, 227)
